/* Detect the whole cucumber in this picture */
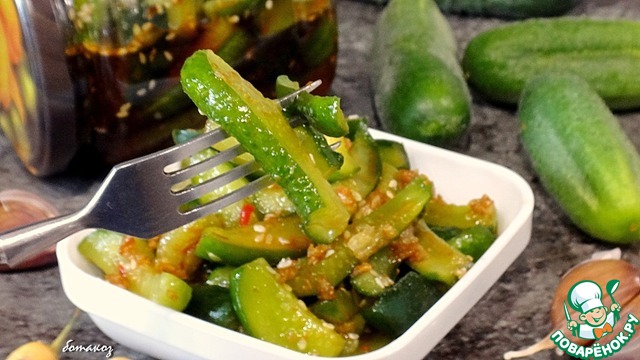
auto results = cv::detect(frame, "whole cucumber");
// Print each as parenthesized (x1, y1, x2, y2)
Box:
(435, 0, 577, 19)
(371, 0, 471, 147)
(463, 18, 640, 110)
(518, 73, 640, 244)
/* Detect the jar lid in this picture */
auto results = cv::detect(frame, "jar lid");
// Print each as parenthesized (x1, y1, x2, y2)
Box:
(1, 0, 76, 176)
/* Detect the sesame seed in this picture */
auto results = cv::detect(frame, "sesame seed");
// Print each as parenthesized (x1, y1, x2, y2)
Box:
(164, 51, 173, 62)
(133, 23, 142, 37)
(136, 88, 147, 97)
(278, 237, 290, 245)
(386, 190, 395, 199)
(375, 276, 393, 288)
(388, 179, 398, 189)
(277, 258, 293, 269)
(323, 322, 335, 330)
(148, 79, 156, 90)
(297, 339, 307, 350)
(347, 333, 360, 340)
(265, 0, 273, 10)
(229, 15, 240, 23)
(139, 52, 147, 64)
(116, 102, 132, 118)
(253, 224, 266, 233)
(206, 252, 222, 262)
(325, 249, 335, 258)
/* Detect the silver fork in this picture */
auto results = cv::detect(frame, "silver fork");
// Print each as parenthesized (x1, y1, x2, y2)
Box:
(0, 80, 322, 268)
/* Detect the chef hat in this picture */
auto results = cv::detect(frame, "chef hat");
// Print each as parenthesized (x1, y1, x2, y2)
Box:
(569, 280, 604, 313)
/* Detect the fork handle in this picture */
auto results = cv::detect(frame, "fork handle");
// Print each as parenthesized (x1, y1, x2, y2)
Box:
(0, 212, 87, 268)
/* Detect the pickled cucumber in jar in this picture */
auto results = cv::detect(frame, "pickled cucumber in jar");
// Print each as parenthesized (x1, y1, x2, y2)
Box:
(60, 0, 338, 166)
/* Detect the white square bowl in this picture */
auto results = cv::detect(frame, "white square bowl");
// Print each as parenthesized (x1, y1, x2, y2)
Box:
(57, 129, 534, 360)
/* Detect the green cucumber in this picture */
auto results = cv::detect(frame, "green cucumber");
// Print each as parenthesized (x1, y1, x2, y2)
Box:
(206, 265, 236, 288)
(376, 139, 410, 170)
(362, 271, 443, 338)
(215, 28, 254, 67)
(463, 18, 640, 110)
(180, 145, 248, 226)
(423, 194, 498, 234)
(518, 73, 640, 244)
(154, 214, 223, 280)
(325, 135, 359, 182)
(445, 226, 496, 261)
(371, 0, 471, 146)
(287, 177, 431, 297)
(358, 0, 577, 18)
(250, 184, 296, 217)
(293, 124, 343, 179)
(350, 246, 401, 297)
(345, 177, 433, 261)
(407, 221, 473, 286)
(370, 163, 399, 196)
(275, 75, 348, 137)
(184, 284, 241, 331)
(78, 230, 192, 311)
(195, 216, 311, 265)
(181, 50, 350, 243)
(435, 0, 577, 19)
(230, 258, 345, 356)
(332, 118, 382, 200)
(202, 0, 264, 17)
(309, 287, 360, 324)
(285, 243, 359, 298)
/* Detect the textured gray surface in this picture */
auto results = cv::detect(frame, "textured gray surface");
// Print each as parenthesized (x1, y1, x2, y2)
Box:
(2, 0, 640, 359)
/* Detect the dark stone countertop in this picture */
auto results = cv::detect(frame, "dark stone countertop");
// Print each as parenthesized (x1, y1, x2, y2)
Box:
(2, 1, 640, 359)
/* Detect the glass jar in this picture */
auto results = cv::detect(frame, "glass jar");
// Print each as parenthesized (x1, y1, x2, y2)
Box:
(1, 0, 77, 176)
(1, 0, 338, 175)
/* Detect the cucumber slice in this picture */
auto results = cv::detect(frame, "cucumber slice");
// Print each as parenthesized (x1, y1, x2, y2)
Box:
(230, 258, 345, 356)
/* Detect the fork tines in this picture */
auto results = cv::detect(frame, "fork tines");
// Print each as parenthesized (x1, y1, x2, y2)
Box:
(161, 79, 324, 218)
(160, 127, 265, 214)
